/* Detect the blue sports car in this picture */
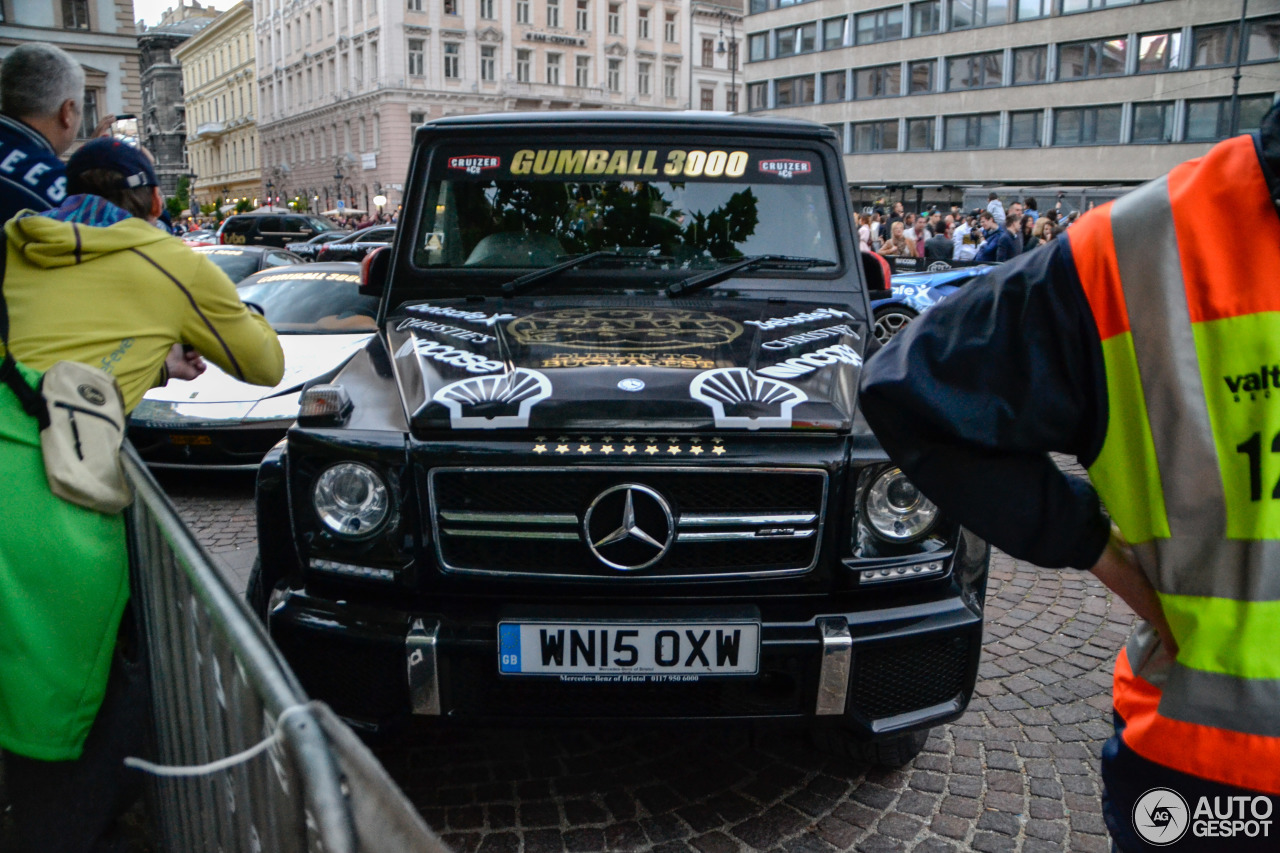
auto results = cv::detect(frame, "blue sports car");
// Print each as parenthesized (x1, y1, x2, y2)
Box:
(869, 265, 995, 345)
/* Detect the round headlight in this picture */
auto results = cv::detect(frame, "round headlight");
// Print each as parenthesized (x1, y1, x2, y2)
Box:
(863, 467, 939, 542)
(313, 462, 390, 539)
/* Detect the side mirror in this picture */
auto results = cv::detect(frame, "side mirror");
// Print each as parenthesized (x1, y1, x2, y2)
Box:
(360, 245, 391, 298)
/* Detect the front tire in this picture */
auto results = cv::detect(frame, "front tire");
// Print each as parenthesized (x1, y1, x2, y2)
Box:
(811, 726, 930, 768)
(872, 304, 917, 346)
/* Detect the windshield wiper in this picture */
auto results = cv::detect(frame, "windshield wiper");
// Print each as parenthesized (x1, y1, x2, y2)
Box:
(665, 255, 837, 298)
(499, 250, 619, 296)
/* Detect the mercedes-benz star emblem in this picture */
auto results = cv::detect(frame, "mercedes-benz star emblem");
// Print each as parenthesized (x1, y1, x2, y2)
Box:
(583, 484, 674, 571)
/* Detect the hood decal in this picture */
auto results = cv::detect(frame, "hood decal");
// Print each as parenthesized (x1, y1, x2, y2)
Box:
(404, 302, 516, 327)
(744, 307, 854, 331)
(433, 368, 552, 429)
(395, 336, 505, 374)
(690, 368, 807, 431)
(395, 317, 498, 344)
(507, 307, 743, 351)
(758, 343, 862, 380)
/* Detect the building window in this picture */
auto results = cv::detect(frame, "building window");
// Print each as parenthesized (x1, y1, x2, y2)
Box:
(855, 7, 903, 45)
(906, 117, 934, 150)
(606, 58, 620, 91)
(701, 88, 714, 110)
(443, 0, 456, 14)
(911, 1, 941, 35)
(516, 49, 531, 82)
(1009, 110, 1043, 147)
(665, 11, 677, 42)
(908, 60, 934, 93)
(638, 62, 651, 95)
(1058, 37, 1128, 80)
(407, 39, 425, 76)
(944, 112, 1000, 149)
(663, 64, 677, 98)
(1012, 46, 1046, 84)
(947, 51, 1003, 90)
(822, 70, 847, 102)
(827, 124, 846, 152)
(822, 17, 846, 50)
(702, 39, 714, 66)
(577, 0, 589, 29)
(410, 111, 426, 139)
(775, 75, 815, 106)
(576, 55, 591, 87)
(547, 0, 560, 28)
(950, 0, 1007, 31)
(638, 8, 650, 39)
(480, 0, 494, 17)
(1062, 0, 1133, 12)
(749, 0, 767, 12)
(63, 0, 90, 29)
(1131, 101, 1174, 143)
(852, 120, 898, 153)
(546, 52, 562, 84)
(1137, 31, 1183, 73)
(854, 64, 900, 98)
(747, 81, 767, 111)
(1192, 23, 1235, 68)
(516, 0, 530, 24)
(1016, 0, 1050, 21)
(443, 43, 459, 79)
(776, 24, 816, 56)
(1186, 94, 1274, 140)
(748, 33, 768, 62)
(608, 3, 621, 34)
(79, 89, 99, 137)
(481, 45, 496, 81)
(1053, 104, 1122, 146)
(1246, 16, 1280, 63)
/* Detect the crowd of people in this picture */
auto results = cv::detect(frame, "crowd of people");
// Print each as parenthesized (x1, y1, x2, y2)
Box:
(858, 192, 1082, 265)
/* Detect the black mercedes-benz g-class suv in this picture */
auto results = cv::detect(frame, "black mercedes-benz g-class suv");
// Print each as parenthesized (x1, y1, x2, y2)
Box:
(252, 112, 989, 766)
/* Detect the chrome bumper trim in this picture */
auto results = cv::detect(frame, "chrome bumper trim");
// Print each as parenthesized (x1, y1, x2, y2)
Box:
(406, 618, 441, 716)
(814, 616, 852, 716)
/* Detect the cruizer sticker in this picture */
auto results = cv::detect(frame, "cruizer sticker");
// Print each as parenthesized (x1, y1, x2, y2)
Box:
(447, 155, 502, 175)
(394, 337, 505, 374)
(757, 344, 862, 379)
(757, 159, 812, 180)
(690, 368, 807, 430)
(433, 368, 553, 429)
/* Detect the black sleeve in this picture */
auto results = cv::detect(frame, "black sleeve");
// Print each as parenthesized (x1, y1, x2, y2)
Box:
(858, 238, 1112, 570)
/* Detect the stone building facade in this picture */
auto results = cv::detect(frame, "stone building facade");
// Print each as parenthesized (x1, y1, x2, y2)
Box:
(138, 2, 221, 198)
(742, 0, 1280, 199)
(690, 1, 742, 113)
(175, 1, 261, 208)
(255, 0, 736, 217)
(0, 0, 142, 148)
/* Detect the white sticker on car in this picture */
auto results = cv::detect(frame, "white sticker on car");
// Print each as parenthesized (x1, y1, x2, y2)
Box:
(689, 368, 807, 430)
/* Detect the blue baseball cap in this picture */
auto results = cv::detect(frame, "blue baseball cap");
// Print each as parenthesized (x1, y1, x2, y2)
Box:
(67, 138, 159, 192)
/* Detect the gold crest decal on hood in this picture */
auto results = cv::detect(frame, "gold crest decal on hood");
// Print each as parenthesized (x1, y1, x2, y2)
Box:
(508, 308, 743, 352)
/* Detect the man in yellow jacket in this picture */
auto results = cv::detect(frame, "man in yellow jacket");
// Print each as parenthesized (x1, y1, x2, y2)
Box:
(0, 138, 283, 851)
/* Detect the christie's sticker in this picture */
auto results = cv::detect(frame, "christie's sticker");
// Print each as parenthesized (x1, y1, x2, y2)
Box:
(448, 155, 501, 175)
(758, 159, 812, 179)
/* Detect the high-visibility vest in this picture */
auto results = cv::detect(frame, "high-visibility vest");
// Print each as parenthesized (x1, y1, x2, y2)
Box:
(1071, 134, 1280, 794)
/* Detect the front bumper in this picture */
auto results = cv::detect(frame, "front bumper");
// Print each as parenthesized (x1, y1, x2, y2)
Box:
(269, 589, 983, 737)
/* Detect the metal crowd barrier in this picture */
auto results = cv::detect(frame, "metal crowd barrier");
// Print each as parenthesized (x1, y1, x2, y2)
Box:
(122, 446, 448, 852)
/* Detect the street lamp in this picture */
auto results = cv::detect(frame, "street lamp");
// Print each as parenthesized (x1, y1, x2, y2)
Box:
(373, 193, 387, 219)
(716, 15, 739, 113)
(265, 179, 274, 207)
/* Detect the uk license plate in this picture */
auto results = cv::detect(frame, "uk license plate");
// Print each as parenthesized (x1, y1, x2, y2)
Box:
(497, 621, 761, 681)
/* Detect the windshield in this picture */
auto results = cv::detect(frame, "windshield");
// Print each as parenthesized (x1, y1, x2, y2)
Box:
(238, 271, 379, 333)
(200, 249, 261, 283)
(411, 144, 840, 281)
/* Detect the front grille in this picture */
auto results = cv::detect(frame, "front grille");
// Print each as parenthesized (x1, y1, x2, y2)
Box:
(429, 467, 827, 580)
(848, 635, 971, 720)
(445, 649, 809, 718)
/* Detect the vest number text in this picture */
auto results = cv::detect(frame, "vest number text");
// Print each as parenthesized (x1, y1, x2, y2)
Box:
(1235, 431, 1280, 502)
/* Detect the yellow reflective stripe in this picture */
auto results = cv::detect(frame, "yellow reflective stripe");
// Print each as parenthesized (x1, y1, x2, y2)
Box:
(1161, 593, 1280, 679)
(1088, 331, 1169, 545)
(1192, 313, 1280, 539)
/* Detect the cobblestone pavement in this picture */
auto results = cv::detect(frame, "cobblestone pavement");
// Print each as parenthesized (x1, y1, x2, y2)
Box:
(163, 466, 1136, 853)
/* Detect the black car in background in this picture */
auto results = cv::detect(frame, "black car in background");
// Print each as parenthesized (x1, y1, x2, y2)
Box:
(285, 230, 352, 261)
(192, 245, 304, 283)
(218, 213, 339, 248)
(314, 225, 395, 263)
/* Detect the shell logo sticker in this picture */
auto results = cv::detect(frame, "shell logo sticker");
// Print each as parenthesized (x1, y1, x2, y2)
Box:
(758, 159, 812, 180)
(447, 155, 501, 175)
